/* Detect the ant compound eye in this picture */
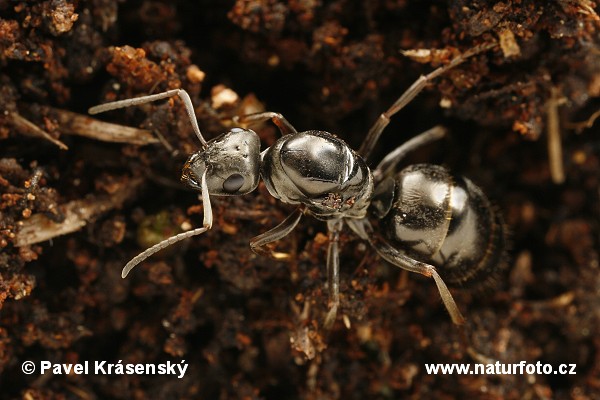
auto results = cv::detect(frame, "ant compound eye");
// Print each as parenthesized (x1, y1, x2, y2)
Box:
(223, 173, 245, 193)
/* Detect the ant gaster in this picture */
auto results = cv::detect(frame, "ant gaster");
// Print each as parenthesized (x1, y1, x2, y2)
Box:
(89, 42, 505, 328)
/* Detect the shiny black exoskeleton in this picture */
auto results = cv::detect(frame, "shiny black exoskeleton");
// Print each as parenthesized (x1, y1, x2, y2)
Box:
(375, 164, 506, 289)
(88, 42, 503, 328)
(262, 130, 373, 220)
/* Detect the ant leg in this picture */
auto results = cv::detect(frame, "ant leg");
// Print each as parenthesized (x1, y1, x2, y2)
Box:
(121, 169, 213, 278)
(250, 207, 303, 259)
(372, 235, 464, 325)
(373, 125, 447, 182)
(89, 89, 208, 148)
(359, 42, 497, 160)
(323, 219, 343, 329)
(350, 219, 465, 325)
(233, 112, 298, 135)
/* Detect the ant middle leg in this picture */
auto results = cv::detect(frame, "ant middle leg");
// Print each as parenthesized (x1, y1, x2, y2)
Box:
(373, 125, 447, 182)
(323, 219, 343, 329)
(250, 211, 344, 329)
(358, 42, 497, 160)
(249, 207, 303, 259)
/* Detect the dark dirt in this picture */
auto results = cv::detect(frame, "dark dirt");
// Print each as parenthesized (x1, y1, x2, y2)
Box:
(1, 1, 599, 399)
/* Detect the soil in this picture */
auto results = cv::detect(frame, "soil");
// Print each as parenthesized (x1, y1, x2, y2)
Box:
(1, 1, 599, 399)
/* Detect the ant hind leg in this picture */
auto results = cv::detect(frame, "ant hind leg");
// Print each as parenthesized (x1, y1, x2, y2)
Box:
(358, 42, 497, 161)
(351, 219, 465, 325)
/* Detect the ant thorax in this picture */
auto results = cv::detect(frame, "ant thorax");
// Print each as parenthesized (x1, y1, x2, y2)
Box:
(261, 130, 374, 221)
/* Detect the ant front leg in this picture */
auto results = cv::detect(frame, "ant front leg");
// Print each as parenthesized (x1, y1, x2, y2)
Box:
(323, 219, 343, 330)
(249, 207, 303, 260)
(359, 42, 497, 161)
(233, 112, 298, 135)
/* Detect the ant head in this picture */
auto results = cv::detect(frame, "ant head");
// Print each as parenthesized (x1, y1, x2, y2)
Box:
(182, 128, 261, 196)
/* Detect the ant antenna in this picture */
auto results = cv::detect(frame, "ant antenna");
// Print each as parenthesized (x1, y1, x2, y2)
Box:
(121, 168, 213, 278)
(89, 89, 208, 148)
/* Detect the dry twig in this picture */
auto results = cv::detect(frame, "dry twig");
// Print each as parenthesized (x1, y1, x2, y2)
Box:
(50, 107, 159, 145)
(9, 112, 69, 150)
(14, 177, 143, 247)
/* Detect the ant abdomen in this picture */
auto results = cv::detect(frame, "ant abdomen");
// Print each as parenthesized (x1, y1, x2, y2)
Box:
(378, 164, 507, 289)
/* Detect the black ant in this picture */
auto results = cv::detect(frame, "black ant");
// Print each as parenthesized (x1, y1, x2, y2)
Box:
(89, 42, 505, 329)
